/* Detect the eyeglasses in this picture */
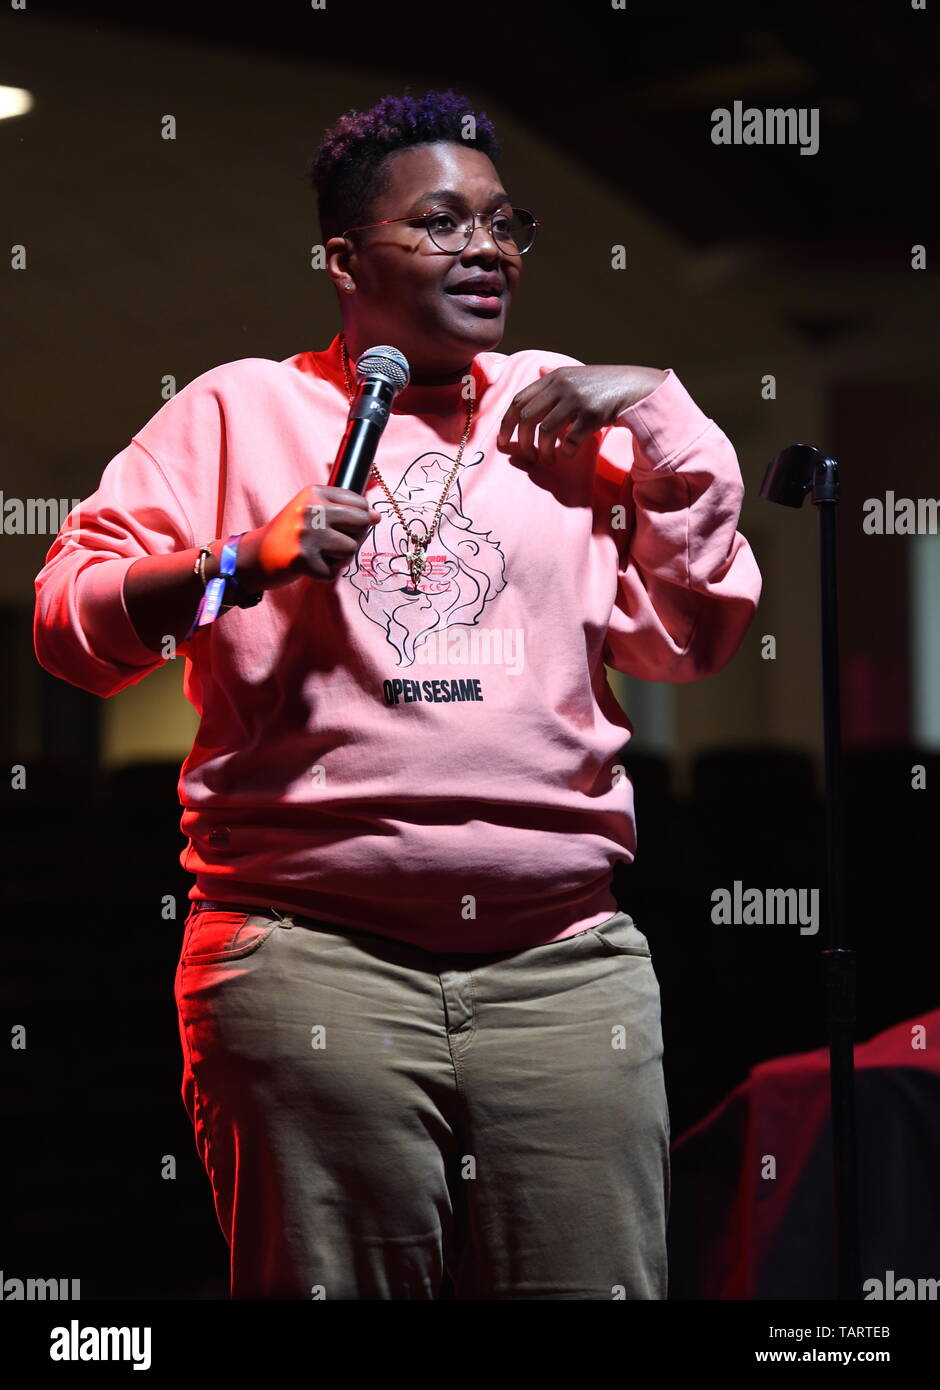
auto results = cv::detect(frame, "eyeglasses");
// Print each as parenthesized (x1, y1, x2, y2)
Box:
(341, 205, 539, 255)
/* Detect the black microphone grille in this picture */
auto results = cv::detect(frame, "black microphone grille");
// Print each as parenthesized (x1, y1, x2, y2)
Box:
(356, 345, 411, 392)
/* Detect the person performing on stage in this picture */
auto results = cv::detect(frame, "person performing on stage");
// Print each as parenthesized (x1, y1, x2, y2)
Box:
(34, 88, 762, 1300)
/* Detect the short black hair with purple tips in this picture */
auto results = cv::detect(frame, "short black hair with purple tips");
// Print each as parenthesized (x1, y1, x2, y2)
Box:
(307, 88, 501, 245)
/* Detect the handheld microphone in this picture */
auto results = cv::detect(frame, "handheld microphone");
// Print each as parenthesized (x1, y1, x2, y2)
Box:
(328, 345, 411, 492)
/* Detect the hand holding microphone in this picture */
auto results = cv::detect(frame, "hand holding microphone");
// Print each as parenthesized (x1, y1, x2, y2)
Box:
(237, 345, 410, 590)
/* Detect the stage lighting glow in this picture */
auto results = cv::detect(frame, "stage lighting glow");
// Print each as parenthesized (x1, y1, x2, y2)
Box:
(0, 86, 34, 120)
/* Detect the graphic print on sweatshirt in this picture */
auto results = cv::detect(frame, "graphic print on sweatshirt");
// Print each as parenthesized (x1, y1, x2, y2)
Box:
(344, 449, 507, 690)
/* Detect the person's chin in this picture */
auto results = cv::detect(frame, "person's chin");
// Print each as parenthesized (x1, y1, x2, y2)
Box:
(439, 303, 507, 349)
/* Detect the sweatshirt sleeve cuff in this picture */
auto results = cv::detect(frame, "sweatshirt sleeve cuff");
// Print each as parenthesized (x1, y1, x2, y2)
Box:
(614, 367, 713, 471)
(78, 555, 169, 670)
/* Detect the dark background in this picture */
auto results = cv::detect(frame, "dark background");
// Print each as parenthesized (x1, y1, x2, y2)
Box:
(2, 0, 937, 1299)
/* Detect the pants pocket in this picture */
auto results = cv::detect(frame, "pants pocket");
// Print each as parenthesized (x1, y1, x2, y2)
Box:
(587, 912, 652, 957)
(179, 909, 280, 965)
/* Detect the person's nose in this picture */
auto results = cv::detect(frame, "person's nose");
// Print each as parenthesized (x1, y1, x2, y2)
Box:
(462, 214, 501, 260)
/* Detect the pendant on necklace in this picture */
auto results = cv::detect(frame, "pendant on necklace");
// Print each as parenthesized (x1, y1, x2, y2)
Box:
(407, 540, 428, 587)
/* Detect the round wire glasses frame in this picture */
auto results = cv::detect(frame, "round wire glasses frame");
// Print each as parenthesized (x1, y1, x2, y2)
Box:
(340, 205, 540, 255)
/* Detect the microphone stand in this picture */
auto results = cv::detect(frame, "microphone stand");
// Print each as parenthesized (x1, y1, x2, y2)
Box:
(759, 444, 860, 1300)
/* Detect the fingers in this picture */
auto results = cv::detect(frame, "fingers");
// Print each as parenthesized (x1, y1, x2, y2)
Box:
(497, 379, 576, 463)
(534, 400, 580, 465)
(496, 378, 544, 451)
(516, 404, 539, 461)
(315, 486, 375, 509)
(310, 487, 381, 524)
(303, 527, 359, 580)
(301, 486, 379, 581)
(497, 368, 606, 465)
(306, 501, 379, 533)
(511, 398, 578, 465)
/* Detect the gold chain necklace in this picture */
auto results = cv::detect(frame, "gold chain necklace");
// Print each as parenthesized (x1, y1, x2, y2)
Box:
(340, 333, 475, 590)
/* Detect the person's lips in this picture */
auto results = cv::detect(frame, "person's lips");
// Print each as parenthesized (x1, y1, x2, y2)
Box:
(445, 276, 505, 316)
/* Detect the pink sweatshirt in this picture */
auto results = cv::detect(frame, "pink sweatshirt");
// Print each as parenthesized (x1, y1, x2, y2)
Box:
(34, 333, 762, 951)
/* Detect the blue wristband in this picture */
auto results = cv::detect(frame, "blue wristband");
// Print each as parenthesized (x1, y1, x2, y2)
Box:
(190, 533, 261, 634)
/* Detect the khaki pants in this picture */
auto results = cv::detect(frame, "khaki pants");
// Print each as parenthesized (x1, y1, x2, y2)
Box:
(174, 905, 670, 1300)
